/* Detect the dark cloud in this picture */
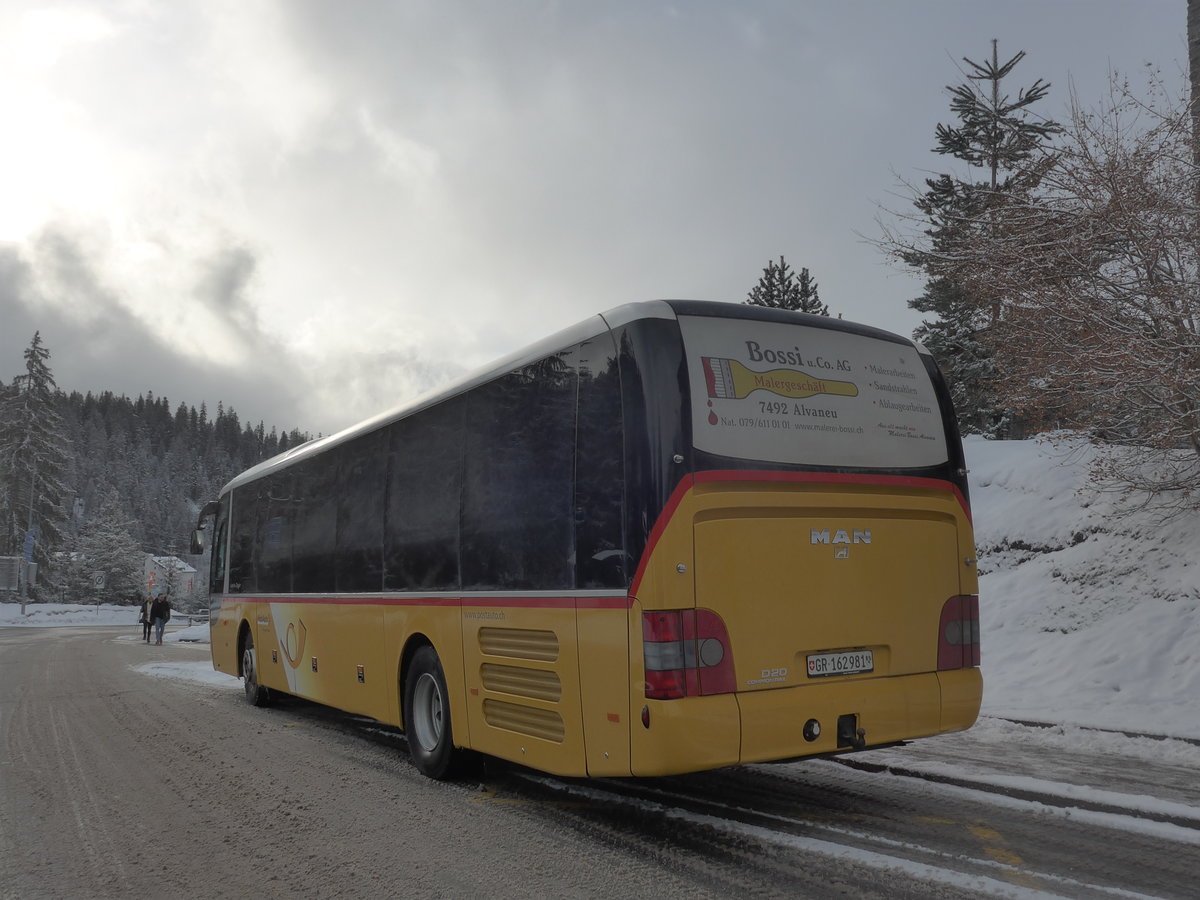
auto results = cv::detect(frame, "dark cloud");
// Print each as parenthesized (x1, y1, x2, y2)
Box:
(193, 243, 262, 336)
(0, 228, 312, 434)
(0, 245, 39, 346)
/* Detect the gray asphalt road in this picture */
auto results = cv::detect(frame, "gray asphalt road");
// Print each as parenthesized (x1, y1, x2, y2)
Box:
(2, 626, 1197, 899)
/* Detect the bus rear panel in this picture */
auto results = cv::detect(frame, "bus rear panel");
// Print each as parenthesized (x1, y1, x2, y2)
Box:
(624, 306, 980, 775)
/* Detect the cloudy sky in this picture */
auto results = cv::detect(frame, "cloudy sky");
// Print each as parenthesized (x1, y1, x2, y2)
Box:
(0, 1, 1187, 436)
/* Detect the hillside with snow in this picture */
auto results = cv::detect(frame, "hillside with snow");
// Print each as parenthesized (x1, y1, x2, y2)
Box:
(970, 436, 1200, 740)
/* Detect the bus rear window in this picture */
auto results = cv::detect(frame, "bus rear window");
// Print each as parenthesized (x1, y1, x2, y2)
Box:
(678, 315, 949, 469)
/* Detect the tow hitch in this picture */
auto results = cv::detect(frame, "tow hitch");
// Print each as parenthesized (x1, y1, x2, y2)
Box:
(837, 714, 867, 750)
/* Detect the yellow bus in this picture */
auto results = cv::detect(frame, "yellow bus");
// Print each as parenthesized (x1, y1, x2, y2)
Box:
(194, 300, 981, 779)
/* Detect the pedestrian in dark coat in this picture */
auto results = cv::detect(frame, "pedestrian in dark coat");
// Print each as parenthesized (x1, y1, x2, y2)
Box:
(150, 596, 171, 645)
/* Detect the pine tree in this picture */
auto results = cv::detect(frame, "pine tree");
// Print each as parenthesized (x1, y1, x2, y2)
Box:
(794, 267, 827, 316)
(911, 278, 1007, 436)
(3, 335, 314, 566)
(746, 256, 829, 315)
(934, 42, 1058, 191)
(894, 71, 1200, 503)
(64, 490, 145, 604)
(0, 333, 72, 590)
(906, 40, 1058, 436)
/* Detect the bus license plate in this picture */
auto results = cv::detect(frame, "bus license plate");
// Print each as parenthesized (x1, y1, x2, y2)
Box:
(806, 650, 874, 678)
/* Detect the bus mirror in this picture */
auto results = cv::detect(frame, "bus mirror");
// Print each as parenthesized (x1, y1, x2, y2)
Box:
(191, 499, 220, 554)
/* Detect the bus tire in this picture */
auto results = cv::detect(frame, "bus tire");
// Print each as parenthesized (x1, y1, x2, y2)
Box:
(242, 632, 272, 708)
(404, 644, 456, 779)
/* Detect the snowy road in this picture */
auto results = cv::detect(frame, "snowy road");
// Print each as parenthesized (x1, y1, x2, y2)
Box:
(2, 627, 1198, 899)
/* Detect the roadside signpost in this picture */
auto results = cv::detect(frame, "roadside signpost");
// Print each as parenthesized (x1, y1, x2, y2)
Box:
(0, 557, 20, 592)
(17, 528, 38, 616)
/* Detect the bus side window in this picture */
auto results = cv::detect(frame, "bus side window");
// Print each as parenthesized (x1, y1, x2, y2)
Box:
(462, 353, 576, 591)
(576, 335, 626, 589)
(384, 398, 465, 592)
(257, 471, 293, 592)
(291, 457, 337, 594)
(615, 320, 689, 574)
(209, 495, 230, 595)
(336, 431, 386, 592)
(227, 488, 258, 594)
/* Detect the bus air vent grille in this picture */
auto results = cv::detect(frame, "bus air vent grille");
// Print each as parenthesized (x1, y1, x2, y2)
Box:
(481, 664, 562, 702)
(483, 699, 565, 743)
(478, 627, 560, 662)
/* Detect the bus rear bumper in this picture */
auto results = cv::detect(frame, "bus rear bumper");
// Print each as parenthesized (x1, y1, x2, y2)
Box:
(737, 669, 982, 763)
(937, 666, 983, 733)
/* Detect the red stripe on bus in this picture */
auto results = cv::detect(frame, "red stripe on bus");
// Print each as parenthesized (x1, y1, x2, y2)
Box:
(251, 595, 462, 607)
(628, 474, 696, 598)
(575, 596, 634, 610)
(233, 594, 633, 610)
(462, 596, 629, 610)
(628, 470, 970, 597)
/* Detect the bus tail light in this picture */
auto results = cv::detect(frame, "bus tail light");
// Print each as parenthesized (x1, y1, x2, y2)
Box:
(643, 609, 736, 699)
(938, 595, 980, 669)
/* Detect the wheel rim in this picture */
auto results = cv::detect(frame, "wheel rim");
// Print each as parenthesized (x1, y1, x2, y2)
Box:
(411, 672, 443, 752)
(243, 646, 256, 697)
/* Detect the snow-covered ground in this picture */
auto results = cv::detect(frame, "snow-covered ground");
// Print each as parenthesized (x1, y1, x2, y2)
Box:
(3, 436, 1197, 739)
(968, 435, 1200, 740)
(0, 603, 209, 637)
(0, 604, 235, 688)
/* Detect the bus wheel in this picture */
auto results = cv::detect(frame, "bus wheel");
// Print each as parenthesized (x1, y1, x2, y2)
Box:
(242, 633, 272, 708)
(404, 645, 456, 779)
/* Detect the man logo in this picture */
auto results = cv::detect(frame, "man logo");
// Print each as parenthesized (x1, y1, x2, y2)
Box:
(810, 529, 872, 545)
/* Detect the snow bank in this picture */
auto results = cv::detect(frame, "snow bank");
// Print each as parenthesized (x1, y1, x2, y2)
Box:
(0, 602, 145, 627)
(0, 602, 210, 644)
(164, 623, 211, 644)
(133, 660, 237, 688)
(968, 436, 1200, 740)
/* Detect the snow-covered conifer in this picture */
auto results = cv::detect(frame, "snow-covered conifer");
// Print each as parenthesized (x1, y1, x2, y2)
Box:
(892, 41, 1059, 437)
(69, 490, 145, 604)
(884, 63, 1200, 506)
(0, 333, 73, 588)
(746, 256, 829, 315)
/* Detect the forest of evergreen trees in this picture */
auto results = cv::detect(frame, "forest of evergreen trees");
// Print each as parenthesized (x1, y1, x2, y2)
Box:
(0, 332, 311, 605)
(60, 390, 311, 556)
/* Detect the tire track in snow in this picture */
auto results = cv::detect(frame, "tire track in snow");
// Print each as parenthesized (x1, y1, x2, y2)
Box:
(509, 772, 1161, 899)
(830, 756, 1200, 833)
